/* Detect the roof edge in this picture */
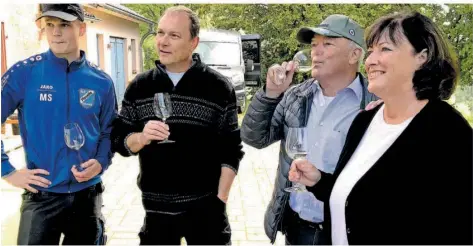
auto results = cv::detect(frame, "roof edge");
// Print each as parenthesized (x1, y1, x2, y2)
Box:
(99, 4, 155, 25)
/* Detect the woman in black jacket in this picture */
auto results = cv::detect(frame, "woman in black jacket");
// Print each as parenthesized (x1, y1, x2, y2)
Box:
(289, 12, 472, 245)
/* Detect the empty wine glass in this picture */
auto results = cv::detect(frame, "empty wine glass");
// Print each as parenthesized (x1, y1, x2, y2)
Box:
(64, 123, 85, 171)
(284, 127, 308, 193)
(276, 49, 313, 84)
(153, 93, 175, 144)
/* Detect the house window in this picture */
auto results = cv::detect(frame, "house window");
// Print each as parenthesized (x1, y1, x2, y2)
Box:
(242, 40, 260, 63)
(131, 39, 137, 74)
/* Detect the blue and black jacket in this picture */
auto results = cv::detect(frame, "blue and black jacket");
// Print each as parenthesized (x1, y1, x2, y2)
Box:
(1, 49, 117, 193)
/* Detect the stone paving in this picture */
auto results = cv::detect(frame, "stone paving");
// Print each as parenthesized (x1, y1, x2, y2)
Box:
(1, 134, 287, 245)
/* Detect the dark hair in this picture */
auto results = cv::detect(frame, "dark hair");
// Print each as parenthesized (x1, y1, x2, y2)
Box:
(365, 12, 459, 100)
(163, 6, 200, 39)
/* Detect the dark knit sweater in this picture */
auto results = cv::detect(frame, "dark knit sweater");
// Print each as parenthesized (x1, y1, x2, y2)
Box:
(111, 54, 244, 212)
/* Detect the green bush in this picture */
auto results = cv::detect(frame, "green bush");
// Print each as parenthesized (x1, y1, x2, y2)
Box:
(448, 85, 473, 126)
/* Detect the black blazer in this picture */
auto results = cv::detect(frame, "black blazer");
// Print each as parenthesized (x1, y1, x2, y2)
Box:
(308, 100, 472, 245)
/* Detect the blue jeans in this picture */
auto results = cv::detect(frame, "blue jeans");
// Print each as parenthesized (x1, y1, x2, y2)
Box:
(17, 182, 107, 245)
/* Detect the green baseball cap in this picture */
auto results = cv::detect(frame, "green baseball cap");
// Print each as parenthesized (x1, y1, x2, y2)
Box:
(297, 14, 366, 51)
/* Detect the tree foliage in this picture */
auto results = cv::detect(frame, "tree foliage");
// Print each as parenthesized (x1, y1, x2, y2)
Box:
(126, 4, 473, 87)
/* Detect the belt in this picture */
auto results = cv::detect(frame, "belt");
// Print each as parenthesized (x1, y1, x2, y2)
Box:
(287, 207, 324, 231)
(24, 182, 104, 197)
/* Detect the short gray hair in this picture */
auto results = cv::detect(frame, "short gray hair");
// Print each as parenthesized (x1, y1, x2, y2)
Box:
(163, 6, 200, 39)
(349, 40, 365, 70)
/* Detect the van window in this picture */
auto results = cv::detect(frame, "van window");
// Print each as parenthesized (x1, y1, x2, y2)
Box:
(194, 41, 241, 66)
(242, 40, 260, 63)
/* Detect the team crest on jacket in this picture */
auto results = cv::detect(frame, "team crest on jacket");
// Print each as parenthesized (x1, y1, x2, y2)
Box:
(79, 88, 96, 109)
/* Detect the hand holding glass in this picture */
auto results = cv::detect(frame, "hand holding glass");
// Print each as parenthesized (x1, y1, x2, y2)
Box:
(153, 93, 175, 143)
(276, 49, 312, 83)
(64, 123, 85, 171)
(284, 127, 308, 193)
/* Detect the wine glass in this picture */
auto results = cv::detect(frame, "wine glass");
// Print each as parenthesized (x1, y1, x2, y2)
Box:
(284, 127, 308, 193)
(293, 49, 313, 73)
(276, 49, 312, 83)
(64, 123, 85, 171)
(153, 93, 175, 144)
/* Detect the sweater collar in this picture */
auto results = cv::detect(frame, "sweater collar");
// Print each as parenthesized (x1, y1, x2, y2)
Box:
(154, 53, 202, 73)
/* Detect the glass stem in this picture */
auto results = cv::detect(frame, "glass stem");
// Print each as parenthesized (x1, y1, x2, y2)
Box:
(162, 119, 168, 140)
(76, 150, 84, 171)
(294, 182, 306, 191)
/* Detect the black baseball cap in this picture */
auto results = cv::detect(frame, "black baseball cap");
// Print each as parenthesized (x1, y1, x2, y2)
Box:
(36, 4, 85, 22)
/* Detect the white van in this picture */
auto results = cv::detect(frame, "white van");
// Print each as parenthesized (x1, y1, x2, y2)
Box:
(194, 29, 246, 113)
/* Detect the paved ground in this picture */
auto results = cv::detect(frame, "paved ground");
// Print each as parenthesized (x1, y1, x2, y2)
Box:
(1, 134, 287, 245)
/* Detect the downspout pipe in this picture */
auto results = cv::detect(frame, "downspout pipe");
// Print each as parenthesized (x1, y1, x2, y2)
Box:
(139, 23, 156, 72)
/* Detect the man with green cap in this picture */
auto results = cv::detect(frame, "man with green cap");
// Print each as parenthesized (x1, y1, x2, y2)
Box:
(241, 14, 377, 244)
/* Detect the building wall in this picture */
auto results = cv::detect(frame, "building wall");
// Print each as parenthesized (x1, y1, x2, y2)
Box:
(1, 3, 142, 89)
(0, 3, 46, 68)
(84, 6, 142, 86)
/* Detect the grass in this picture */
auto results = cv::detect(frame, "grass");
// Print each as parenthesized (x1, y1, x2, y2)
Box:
(237, 95, 252, 126)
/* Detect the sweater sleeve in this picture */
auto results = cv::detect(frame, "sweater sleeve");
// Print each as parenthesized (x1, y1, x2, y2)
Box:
(307, 171, 337, 202)
(218, 87, 244, 174)
(111, 78, 142, 157)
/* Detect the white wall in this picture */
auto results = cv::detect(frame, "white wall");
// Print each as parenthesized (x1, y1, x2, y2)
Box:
(0, 3, 143, 87)
(1, 3, 47, 68)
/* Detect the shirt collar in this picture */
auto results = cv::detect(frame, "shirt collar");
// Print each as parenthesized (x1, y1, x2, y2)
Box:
(346, 74, 363, 102)
(312, 74, 362, 101)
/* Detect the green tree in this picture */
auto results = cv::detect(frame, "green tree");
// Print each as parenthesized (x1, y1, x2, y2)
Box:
(127, 4, 472, 87)
(125, 4, 171, 70)
(442, 4, 472, 87)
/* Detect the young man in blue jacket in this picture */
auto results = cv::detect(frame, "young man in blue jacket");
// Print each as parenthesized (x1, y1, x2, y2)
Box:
(1, 4, 117, 245)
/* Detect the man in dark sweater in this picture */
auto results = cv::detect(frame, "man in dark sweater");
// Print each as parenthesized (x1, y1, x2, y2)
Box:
(111, 6, 244, 245)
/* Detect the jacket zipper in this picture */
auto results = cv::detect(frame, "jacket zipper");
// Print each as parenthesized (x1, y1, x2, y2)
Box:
(274, 81, 314, 242)
(66, 64, 72, 193)
(304, 94, 310, 125)
(303, 79, 316, 126)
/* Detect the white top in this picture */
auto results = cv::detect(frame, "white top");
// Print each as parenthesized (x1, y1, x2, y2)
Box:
(329, 105, 413, 245)
(323, 95, 335, 106)
(166, 70, 185, 86)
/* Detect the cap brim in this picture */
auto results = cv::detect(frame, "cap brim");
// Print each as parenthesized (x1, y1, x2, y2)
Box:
(36, 11, 78, 22)
(296, 27, 343, 44)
